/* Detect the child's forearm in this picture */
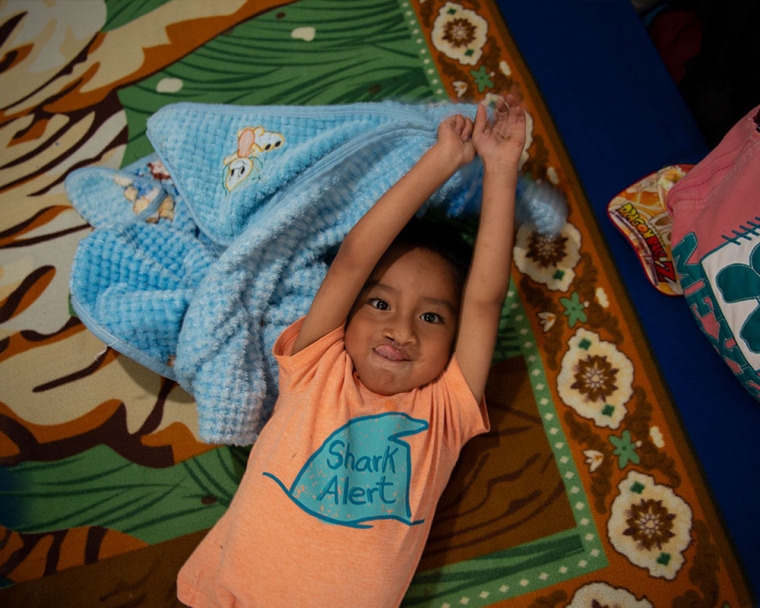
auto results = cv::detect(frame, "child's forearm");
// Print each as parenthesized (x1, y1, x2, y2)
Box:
(336, 143, 461, 275)
(452, 161, 518, 401)
(454, 95, 524, 400)
(465, 162, 518, 307)
(292, 140, 464, 353)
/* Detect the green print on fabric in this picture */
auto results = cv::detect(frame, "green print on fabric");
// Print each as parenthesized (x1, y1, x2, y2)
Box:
(264, 413, 428, 529)
(672, 231, 760, 401)
(717, 242, 760, 352)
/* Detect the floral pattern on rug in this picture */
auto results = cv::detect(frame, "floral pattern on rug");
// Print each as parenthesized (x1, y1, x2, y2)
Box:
(0, 1, 750, 606)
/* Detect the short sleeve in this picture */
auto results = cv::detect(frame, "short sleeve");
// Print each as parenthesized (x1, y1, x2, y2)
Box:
(273, 318, 347, 393)
(438, 355, 490, 455)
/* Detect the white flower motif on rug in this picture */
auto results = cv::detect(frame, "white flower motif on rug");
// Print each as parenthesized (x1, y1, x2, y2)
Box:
(557, 328, 634, 428)
(567, 581, 653, 608)
(514, 222, 582, 291)
(431, 2, 488, 66)
(608, 470, 693, 580)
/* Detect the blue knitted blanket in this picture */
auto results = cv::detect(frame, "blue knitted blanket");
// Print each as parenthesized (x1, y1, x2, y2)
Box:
(67, 101, 565, 445)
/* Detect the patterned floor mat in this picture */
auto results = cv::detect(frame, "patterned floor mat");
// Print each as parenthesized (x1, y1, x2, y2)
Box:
(0, 1, 751, 606)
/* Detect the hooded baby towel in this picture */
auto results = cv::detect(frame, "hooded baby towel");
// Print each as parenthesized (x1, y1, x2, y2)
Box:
(68, 101, 566, 445)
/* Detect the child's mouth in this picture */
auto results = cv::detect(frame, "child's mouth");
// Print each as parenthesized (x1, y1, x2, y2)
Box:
(374, 344, 406, 361)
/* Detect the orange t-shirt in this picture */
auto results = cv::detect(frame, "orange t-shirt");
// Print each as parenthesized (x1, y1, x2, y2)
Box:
(177, 318, 489, 608)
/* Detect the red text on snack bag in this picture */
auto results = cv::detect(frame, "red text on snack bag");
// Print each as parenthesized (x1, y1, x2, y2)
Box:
(617, 202, 676, 283)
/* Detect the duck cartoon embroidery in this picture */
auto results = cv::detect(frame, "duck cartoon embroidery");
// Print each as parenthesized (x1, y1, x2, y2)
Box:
(223, 126, 285, 192)
(113, 174, 175, 223)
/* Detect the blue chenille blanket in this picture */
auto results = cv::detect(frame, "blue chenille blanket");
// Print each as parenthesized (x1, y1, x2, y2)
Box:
(67, 101, 566, 445)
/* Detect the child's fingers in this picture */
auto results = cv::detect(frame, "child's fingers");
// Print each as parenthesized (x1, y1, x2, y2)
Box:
(504, 95, 526, 128)
(446, 114, 462, 132)
(473, 103, 488, 137)
(454, 114, 473, 139)
(461, 116, 474, 141)
(508, 103, 526, 128)
(440, 114, 463, 141)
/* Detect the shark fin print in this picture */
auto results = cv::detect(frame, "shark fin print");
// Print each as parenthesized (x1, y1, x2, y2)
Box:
(264, 413, 429, 529)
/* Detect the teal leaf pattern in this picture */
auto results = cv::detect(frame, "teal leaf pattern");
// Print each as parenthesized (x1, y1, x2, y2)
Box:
(717, 243, 760, 352)
(716, 263, 760, 302)
(404, 534, 584, 606)
(103, 0, 172, 31)
(0, 445, 248, 544)
(741, 306, 760, 352)
(119, 0, 437, 165)
(751, 238, 760, 273)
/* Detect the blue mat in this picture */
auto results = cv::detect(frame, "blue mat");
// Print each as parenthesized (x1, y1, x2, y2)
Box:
(497, 0, 760, 593)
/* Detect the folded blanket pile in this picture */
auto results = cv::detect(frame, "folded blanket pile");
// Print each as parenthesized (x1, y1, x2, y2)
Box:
(67, 101, 565, 444)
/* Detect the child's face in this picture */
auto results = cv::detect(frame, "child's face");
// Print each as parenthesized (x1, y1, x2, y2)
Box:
(345, 245, 460, 395)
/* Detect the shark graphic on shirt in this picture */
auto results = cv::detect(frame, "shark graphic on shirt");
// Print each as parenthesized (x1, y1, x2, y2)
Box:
(264, 412, 429, 529)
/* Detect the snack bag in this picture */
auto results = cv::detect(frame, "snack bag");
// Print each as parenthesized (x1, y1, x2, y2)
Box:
(608, 165, 692, 296)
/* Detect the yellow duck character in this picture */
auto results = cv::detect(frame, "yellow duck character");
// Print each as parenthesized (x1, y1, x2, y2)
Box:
(223, 126, 285, 192)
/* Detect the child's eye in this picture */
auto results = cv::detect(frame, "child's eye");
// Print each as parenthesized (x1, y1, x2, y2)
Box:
(368, 298, 389, 310)
(421, 312, 443, 324)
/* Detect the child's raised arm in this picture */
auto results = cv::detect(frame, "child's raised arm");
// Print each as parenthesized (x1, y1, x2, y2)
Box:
(454, 94, 527, 402)
(292, 114, 475, 354)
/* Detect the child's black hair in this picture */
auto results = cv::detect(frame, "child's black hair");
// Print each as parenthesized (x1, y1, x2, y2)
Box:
(391, 215, 473, 292)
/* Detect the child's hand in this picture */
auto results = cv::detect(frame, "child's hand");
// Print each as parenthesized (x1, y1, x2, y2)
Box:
(472, 94, 526, 169)
(436, 114, 476, 168)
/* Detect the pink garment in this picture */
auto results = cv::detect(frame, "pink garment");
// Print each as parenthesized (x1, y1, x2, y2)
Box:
(667, 104, 760, 402)
(177, 318, 489, 608)
(667, 104, 760, 261)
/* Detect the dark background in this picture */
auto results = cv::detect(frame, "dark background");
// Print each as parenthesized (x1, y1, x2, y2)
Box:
(496, 0, 760, 597)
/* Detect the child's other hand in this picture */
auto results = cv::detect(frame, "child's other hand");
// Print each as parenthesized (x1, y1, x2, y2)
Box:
(436, 114, 476, 168)
(472, 93, 526, 170)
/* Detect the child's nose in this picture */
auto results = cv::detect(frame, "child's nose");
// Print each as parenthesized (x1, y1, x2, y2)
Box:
(386, 314, 416, 344)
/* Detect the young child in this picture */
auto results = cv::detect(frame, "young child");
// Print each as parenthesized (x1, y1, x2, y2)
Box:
(177, 93, 527, 608)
